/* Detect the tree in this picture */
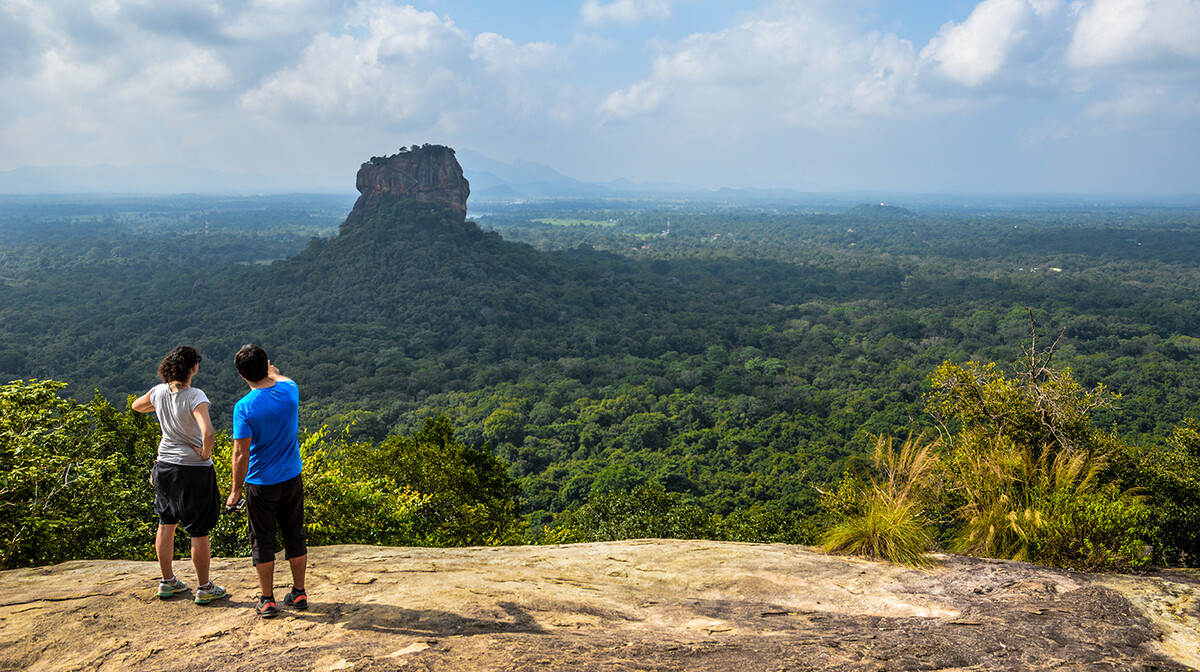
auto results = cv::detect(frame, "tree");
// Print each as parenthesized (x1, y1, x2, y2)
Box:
(541, 482, 716, 543)
(0, 380, 158, 568)
(368, 416, 525, 546)
(926, 316, 1148, 571)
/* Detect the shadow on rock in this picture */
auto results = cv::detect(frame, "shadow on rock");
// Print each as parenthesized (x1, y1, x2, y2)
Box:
(288, 600, 546, 637)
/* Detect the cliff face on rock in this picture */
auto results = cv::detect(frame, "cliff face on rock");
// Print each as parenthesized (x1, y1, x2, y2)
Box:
(346, 144, 470, 226)
(2, 540, 1199, 671)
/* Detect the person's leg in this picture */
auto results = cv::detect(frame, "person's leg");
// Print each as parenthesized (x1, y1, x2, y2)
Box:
(190, 535, 211, 586)
(246, 480, 278, 595)
(256, 560, 275, 598)
(288, 554, 307, 592)
(245, 480, 284, 616)
(181, 466, 221, 590)
(277, 475, 308, 596)
(156, 524, 177, 580)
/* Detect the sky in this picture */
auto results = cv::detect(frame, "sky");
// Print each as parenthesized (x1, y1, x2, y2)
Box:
(1, 0, 1198, 196)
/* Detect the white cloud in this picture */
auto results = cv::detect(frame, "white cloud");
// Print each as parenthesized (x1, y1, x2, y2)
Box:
(471, 32, 559, 75)
(1083, 83, 1200, 119)
(1068, 0, 1200, 69)
(599, 80, 661, 119)
(599, 6, 920, 125)
(470, 33, 566, 117)
(0, 0, 1196, 194)
(132, 46, 233, 103)
(240, 5, 470, 126)
(920, 0, 1036, 87)
(580, 0, 671, 25)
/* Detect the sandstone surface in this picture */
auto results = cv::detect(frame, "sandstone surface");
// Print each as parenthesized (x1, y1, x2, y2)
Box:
(347, 145, 470, 224)
(1, 540, 1198, 671)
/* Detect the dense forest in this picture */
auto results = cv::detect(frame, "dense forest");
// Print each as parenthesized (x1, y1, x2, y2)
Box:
(2, 192, 1199, 569)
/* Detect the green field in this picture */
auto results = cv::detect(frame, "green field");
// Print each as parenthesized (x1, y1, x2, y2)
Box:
(532, 217, 617, 227)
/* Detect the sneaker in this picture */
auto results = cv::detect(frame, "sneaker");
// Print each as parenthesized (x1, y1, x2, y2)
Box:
(194, 582, 229, 605)
(256, 595, 279, 619)
(284, 587, 308, 610)
(157, 576, 187, 599)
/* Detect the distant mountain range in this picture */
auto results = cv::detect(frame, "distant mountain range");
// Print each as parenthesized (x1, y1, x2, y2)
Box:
(0, 151, 702, 199)
(0, 151, 782, 201)
(4, 153, 1195, 208)
(454, 149, 704, 200)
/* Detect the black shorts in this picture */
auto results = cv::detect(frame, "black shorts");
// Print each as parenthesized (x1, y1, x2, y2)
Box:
(246, 474, 307, 565)
(153, 462, 221, 538)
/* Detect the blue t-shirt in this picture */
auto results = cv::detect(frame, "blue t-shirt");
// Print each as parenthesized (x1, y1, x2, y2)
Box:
(232, 379, 301, 486)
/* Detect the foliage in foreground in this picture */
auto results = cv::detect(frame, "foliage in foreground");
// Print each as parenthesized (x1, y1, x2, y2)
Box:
(540, 481, 817, 545)
(4, 350, 1197, 572)
(0, 380, 159, 569)
(819, 320, 1164, 571)
(926, 327, 1151, 572)
(0, 379, 526, 568)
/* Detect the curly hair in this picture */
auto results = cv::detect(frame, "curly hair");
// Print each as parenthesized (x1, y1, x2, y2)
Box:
(158, 346, 202, 384)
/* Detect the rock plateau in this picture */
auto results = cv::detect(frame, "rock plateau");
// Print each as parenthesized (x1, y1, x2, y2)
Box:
(346, 144, 471, 226)
(2, 540, 1199, 671)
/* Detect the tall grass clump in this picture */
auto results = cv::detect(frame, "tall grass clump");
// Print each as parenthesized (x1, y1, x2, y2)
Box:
(949, 435, 1147, 570)
(820, 432, 942, 567)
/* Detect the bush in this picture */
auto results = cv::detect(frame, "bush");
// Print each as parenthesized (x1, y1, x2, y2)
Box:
(928, 331, 1150, 572)
(365, 416, 526, 546)
(822, 489, 936, 566)
(718, 508, 817, 545)
(1111, 420, 1200, 567)
(1028, 484, 1149, 572)
(0, 381, 159, 568)
(540, 482, 717, 543)
(300, 431, 424, 547)
(950, 437, 1148, 571)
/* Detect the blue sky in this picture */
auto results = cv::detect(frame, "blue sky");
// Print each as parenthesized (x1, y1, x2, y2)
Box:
(1, 0, 1198, 195)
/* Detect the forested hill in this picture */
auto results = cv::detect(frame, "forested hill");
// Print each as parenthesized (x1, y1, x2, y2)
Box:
(233, 193, 862, 422)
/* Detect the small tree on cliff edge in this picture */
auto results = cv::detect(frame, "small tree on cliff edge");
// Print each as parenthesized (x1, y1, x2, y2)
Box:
(926, 310, 1148, 571)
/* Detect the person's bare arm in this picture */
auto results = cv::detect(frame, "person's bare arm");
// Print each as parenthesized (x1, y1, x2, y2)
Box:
(228, 437, 251, 508)
(131, 391, 155, 413)
(267, 362, 292, 383)
(191, 402, 215, 461)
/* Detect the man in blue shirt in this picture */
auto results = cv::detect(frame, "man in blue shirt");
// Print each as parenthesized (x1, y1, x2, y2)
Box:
(228, 344, 308, 619)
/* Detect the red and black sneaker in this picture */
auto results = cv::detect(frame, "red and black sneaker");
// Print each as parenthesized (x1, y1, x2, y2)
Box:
(284, 587, 308, 610)
(256, 595, 279, 619)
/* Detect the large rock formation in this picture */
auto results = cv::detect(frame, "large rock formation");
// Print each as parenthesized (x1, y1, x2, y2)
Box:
(347, 144, 470, 224)
(2, 540, 1198, 671)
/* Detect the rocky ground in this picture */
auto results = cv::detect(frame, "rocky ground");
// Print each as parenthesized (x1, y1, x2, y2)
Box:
(1, 540, 1198, 671)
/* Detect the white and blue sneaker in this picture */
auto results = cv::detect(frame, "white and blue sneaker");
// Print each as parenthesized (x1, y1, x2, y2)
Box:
(156, 576, 187, 599)
(194, 581, 228, 605)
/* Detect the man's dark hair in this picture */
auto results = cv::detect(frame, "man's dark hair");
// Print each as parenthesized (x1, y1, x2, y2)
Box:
(158, 346, 202, 384)
(235, 344, 270, 383)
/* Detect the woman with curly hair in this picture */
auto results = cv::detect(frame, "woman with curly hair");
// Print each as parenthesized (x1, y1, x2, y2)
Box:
(132, 345, 227, 605)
